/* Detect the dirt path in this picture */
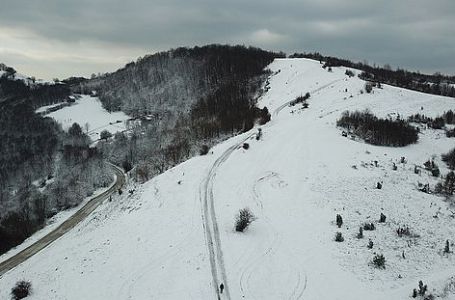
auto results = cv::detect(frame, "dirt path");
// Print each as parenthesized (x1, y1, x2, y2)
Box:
(0, 164, 125, 276)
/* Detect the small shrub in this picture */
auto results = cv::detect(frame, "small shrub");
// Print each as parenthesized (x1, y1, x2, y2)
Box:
(11, 281, 32, 300)
(357, 227, 364, 239)
(414, 165, 420, 174)
(363, 223, 375, 231)
(345, 69, 355, 77)
(100, 130, 112, 140)
(437, 171, 455, 196)
(335, 232, 344, 242)
(397, 226, 410, 237)
(367, 239, 374, 249)
(242, 143, 250, 150)
(365, 82, 374, 93)
(336, 214, 343, 228)
(379, 213, 386, 223)
(442, 148, 455, 170)
(376, 182, 382, 189)
(446, 128, 455, 138)
(235, 208, 256, 232)
(372, 254, 386, 269)
(290, 92, 310, 106)
(392, 163, 397, 171)
(445, 240, 451, 254)
(256, 128, 262, 141)
(200, 145, 209, 155)
(432, 166, 440, 177)
(258, 107, 271, 125)
(418, 280, 428, 296)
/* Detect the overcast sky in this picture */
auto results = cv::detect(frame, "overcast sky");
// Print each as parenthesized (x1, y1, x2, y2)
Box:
(1, 0, 454, 80)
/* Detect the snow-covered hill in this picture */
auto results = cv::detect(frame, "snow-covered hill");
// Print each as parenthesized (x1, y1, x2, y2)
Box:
(1, 58, 455, 299)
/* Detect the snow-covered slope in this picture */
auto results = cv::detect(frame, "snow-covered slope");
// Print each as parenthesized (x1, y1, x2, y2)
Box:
(1, 58, 455, 299)
(38, 95, 130, 140)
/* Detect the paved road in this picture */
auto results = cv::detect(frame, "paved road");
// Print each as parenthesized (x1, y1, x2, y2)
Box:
(0, 164, 125, 276)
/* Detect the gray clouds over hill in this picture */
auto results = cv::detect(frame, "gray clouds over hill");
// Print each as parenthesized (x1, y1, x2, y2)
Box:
(1, 0, 454, 79)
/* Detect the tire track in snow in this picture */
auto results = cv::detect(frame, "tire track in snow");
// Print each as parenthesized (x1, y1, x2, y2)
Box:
(239, 172, 306, 300)
(200, 134, 254, 300)
(201, 75, 343, 299)
(273, 79, 344, 117)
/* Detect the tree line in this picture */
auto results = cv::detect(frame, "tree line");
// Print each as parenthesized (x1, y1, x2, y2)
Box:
(290, 52, 455, 98)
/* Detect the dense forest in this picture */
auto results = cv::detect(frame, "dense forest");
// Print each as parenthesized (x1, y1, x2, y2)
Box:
(0, 71, 112, 254)
(82, 45, 281, 180)
(289, 53, 455, 98)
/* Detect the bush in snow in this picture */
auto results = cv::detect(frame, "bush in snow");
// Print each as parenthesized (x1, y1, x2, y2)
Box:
(200, 145, 209, 155)
(431, 166, 440, 177)
(372, 254, 386, 269)
(11, 281, 32, 300)
(337, 110, 419, 147)
(446, 128, 455, 138)
(357, 227, 364, 239)
(367, 239, 374, 249)
(379, 213, 386, 223)
(289, 92, 310, 107)
(365, 82, 374, 93)
(397, 226, 411, 237)
(445, 240, 451, 254)
(336, 214, 343, 228)
(256, 128, 262, 141)
(345, 69, 355, 77)
(258, 107, 271, 125)
(242, 143, 250, 150)
(100, 130, 112, 140)
(435, 171, 455, 196)
(335, 232, 344, 242)
(235, 208, 256, 232)
(442, 147, 455, 170)
(377, 182, 382, 189)
(363, 223, 375, 231)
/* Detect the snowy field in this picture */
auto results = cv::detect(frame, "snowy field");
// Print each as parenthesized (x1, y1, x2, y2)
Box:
(39, 95, 130, 140)
(1, 58, 455, 299)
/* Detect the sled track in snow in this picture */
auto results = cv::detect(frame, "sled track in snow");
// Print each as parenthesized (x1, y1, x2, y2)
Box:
(200, 134, 254, 300)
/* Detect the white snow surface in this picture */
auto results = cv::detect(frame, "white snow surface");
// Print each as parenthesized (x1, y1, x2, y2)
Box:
(42, 95, 130, 140)
(2, 58, 455, 299)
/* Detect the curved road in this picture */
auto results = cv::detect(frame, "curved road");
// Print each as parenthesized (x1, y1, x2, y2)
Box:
(0, 164, 125, 276)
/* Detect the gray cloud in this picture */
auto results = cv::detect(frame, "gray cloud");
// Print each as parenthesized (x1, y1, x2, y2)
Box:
(0, 0, 454, 79)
